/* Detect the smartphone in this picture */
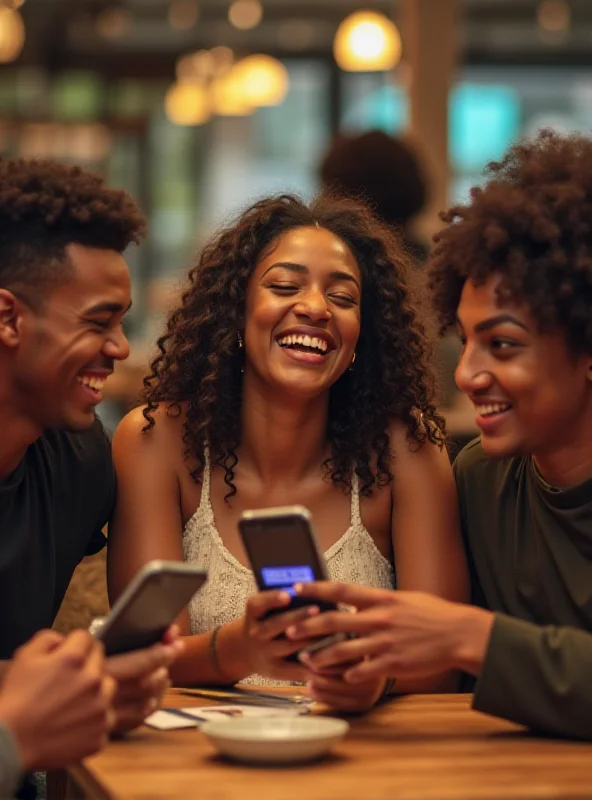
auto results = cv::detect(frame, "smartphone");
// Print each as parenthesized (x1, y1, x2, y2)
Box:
(238, 505, 336, 617)
(95, 560, 207, 656)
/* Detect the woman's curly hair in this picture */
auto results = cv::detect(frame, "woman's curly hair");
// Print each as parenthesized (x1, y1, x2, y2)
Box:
(143, 193, 444, 499)
(429, 129, 592, 353)
(0, 156, 146, 308)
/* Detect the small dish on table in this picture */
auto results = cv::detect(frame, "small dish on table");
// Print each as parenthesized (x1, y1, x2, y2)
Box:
(200, 716, 350, 765)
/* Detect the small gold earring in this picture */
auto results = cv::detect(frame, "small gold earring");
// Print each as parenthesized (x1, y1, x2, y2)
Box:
(349, 352, 356, 371)
(237, 331, 244, 349)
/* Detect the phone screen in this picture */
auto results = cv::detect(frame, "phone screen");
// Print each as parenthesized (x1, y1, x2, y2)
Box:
(97, 565, 207, 656)
(260, 565, 315, 594)
(239, 509, 335, 613)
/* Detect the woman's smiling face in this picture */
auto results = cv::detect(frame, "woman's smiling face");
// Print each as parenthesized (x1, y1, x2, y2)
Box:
(243, 226, 362, 399)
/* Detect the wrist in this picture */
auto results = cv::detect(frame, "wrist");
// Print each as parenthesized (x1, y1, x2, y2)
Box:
(212, 620, 252, 683)
(449, 605, 494, 676)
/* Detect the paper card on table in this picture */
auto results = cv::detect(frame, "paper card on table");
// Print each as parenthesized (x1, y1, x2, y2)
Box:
(144, 709, 198, 730)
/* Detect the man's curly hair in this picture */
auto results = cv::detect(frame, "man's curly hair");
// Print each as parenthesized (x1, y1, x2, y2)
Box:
(0, 156, 146, 309)
(143, 193, 444, 500)
(429, 129, 592, 353)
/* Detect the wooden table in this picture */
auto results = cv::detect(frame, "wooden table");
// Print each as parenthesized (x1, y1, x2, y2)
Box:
(51, 690, 592, 800)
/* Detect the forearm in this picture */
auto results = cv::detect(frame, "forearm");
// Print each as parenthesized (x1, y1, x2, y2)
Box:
(450, 605, 495, 676)
(395, 670, 460, 695)
(170, 620, 253, 687)
(0, 663, 11, 689)
(390, 605, 490, 694)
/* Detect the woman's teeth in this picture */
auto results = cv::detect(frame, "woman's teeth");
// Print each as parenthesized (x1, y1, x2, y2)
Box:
(475, 402, 512, 417)
(277, 334, 328, 354)
(78, 376, 105, 393)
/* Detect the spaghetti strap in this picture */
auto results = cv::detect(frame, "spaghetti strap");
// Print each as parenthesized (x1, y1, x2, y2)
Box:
(200, 449, 212, 511)
(350, 471, 362, 527)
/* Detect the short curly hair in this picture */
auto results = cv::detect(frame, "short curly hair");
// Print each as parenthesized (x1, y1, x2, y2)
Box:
(429, 129, 592, 353)
(319, 130, 427, 227)
(143, 193, 444, 500)
(0, 157, 146, 308)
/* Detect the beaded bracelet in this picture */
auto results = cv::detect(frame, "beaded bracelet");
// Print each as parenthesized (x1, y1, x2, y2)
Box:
(208, 624, 236, 685)
(209, 625, 224, 675)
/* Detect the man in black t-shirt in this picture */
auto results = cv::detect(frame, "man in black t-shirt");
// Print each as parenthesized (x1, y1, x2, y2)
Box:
(0, 156, 183, 789)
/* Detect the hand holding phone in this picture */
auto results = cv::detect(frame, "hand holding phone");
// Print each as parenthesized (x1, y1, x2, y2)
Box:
(238, 506, 356, 663)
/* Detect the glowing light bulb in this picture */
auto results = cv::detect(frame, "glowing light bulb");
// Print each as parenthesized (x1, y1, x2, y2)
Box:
(333, 11, 401, 72)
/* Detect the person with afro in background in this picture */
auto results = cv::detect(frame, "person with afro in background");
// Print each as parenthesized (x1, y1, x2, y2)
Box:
(319, 129, 473, 444)
(319, 129, 429, 263)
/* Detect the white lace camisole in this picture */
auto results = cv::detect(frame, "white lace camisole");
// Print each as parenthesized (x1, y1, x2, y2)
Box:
(182, 459, 395, 685)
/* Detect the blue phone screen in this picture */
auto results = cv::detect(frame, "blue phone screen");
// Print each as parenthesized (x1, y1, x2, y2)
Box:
(260, 565, 315, 596)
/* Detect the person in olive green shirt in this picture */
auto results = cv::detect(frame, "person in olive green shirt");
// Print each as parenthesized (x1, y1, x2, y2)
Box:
(283, 129, 592, 739)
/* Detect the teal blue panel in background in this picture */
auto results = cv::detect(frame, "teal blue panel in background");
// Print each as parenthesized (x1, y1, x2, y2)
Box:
(341, 82, 409, 134)
(450, 83, 521, 172)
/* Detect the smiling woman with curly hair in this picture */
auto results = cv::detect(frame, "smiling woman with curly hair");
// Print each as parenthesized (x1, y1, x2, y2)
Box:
(108, 193, 468, 711)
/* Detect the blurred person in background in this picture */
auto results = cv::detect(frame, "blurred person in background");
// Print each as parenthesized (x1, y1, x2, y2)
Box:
(109, 194, 469, 712)
(319, 129, 429, 263)
(287, 130, 592, 739)
(319, 130, 471, 443)
(0, 157, 183, 772)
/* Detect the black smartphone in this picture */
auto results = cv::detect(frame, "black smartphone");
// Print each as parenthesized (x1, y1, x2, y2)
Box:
(238, 505, 336, 617)
(95, 560, 207, 656)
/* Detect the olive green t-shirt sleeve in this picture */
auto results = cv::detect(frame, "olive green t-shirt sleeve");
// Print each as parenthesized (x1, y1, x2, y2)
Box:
(0, 722, 22, 799)
(473, 613, 592, 739)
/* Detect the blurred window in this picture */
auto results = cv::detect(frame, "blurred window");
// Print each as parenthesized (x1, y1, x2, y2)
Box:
(341, 73, 409, 133)
(3, 59, 592, 349)
(52, 71, 103, 120)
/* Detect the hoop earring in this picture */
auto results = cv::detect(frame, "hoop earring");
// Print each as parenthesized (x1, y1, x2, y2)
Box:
(349, 352, 356, 371)
(237, 331, 244, 349)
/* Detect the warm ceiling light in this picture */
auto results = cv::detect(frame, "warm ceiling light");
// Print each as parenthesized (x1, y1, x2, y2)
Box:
(168, 0, 199, 31)
(0, 7, 25, 64)
(333, 10, 401, 72)
(234, 55, 289, 107)
(537, 0, 571, 32)
(228, 0, 262, 31)
(211, 68, 253, 116)
(165, 82, 211, 126)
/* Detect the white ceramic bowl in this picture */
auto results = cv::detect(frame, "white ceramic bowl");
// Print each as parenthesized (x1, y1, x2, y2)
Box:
(200, 716, 350, 765)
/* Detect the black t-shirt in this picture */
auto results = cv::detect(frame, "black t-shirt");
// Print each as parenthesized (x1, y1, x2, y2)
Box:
(0, 418, 112, 658)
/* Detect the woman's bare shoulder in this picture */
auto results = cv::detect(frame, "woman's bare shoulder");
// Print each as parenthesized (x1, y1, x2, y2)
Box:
(113, 401, 188, 454)
(388, 413, 445, 452)
(386, 414, 450, 479)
